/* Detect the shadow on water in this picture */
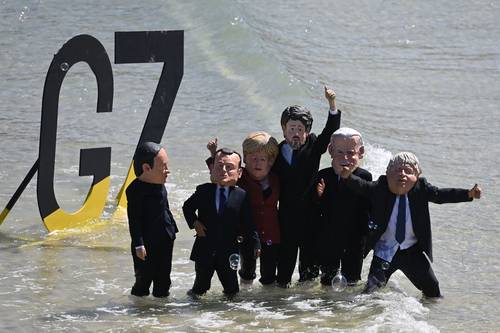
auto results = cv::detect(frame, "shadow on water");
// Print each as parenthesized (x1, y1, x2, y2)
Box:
(0, 231, 40, 250)
(0, 230, 127, 252)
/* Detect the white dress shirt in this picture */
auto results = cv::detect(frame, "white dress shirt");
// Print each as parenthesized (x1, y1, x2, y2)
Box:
(374, 194, 418, 262)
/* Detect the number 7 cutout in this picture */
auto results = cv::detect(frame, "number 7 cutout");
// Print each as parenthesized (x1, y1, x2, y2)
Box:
(114, 31, 184, 208)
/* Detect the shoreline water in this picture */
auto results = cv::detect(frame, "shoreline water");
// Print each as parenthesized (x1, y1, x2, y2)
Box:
(1, 0, 499, 331)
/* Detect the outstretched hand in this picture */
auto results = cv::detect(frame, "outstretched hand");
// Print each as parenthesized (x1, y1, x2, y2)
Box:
(324, 86, 336, 110)
(317, 178, 326, 197)
(207, 138, 218, 158)
(468, 184, 482, 199)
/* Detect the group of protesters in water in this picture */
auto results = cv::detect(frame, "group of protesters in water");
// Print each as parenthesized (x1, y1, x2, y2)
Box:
(126, 87, 482, 299)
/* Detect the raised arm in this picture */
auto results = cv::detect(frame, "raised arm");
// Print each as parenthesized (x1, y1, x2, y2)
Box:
(312, 86, 341, 155)
(205, 137, 218, 170)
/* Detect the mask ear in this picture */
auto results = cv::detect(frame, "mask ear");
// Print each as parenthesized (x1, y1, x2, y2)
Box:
(142, 162, 152, 174)
(281, 124, 287, 136)
(358, 145, 365, 159)
(327, 142, 333, 155)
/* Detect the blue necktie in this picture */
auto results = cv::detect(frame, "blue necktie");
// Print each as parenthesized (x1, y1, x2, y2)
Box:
(218, 188, 226, 215)
(395, 195, 406, 244)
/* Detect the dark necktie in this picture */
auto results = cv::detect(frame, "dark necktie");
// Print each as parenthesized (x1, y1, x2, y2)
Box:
(395, 195, 406, 244)
(291, 149, 298, 166)
(218, 187, 226, 215)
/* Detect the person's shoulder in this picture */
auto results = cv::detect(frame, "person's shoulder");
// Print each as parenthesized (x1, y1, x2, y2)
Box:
(318, 167, 333, 178)
(233, 185, 247, 195)
(306, 133, 318, 144)
(126, 178, 141, 196)
(277, 140, 287, 150)
(373, 175, 388, 187)
(414, 177, 432, 189)
(418, 177, 429, 183)
(354, 167, 372, 180)
(196, 183, 215, 192)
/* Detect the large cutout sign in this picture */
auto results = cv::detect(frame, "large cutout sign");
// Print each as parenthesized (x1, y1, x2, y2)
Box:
(114, 31, 184, 207)
(0, 31, 184, 232)
(38, 35, 113, 231)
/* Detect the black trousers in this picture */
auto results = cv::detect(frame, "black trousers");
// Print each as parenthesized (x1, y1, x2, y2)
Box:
(239, 240, 257, 281)
(276, 232, 299, 285)
(277, 228, 319, 285)
(298, 228, 320, 281)
(240, 242, 280, 285)
(320, 238, 365, 285)
(131, 239, 174, 297)
(191, 254, 239, 295)
(365, 244, 441, 297)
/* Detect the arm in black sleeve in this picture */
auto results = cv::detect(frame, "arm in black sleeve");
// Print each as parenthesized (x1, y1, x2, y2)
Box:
(306, 171, 323, 205)
(312, 110, 341, 156)
(344, 173, 376, 198)
(205, 156, 214, 171)
(421, 178, 473, 204)
(358, 170, 373, 235)
(182, 187, 201, 229)
(127, 189, 144, 247)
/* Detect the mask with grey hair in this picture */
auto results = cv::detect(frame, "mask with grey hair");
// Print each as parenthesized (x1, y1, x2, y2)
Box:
(386, 152, 422, 175)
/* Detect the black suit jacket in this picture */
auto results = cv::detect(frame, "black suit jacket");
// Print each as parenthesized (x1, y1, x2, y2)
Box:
(182, 183, 260, 264)
(272, 111, 341, 231)
(345, 175, 472, 262)
(126, 179, 178, 248)
(312, 167, 372, 261)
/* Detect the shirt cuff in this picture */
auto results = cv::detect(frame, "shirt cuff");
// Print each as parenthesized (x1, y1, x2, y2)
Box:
(135, 245, 145, 250)
(329, 107, 338, 115)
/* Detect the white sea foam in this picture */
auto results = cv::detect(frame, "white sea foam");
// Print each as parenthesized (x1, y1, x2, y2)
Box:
(354, 291, 439, 333)
(234, 301, 293, 320)
(191, 312, 235, 329)
(293, 298, 324, 311)
(363, 143, 393, 179)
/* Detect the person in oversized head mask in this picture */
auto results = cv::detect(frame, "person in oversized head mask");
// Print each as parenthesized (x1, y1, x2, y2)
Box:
(272, 86, 344, 287)
(312, 127, 372, 286)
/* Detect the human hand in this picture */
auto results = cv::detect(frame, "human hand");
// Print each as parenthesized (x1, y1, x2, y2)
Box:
(468, 184, 482, 199)
(317, 178, 326, 197)
(135, 246, 147, 261)
(324, 86, 336, 110)
(207, 138, 218, 158)
(194, 220, 208, 237)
